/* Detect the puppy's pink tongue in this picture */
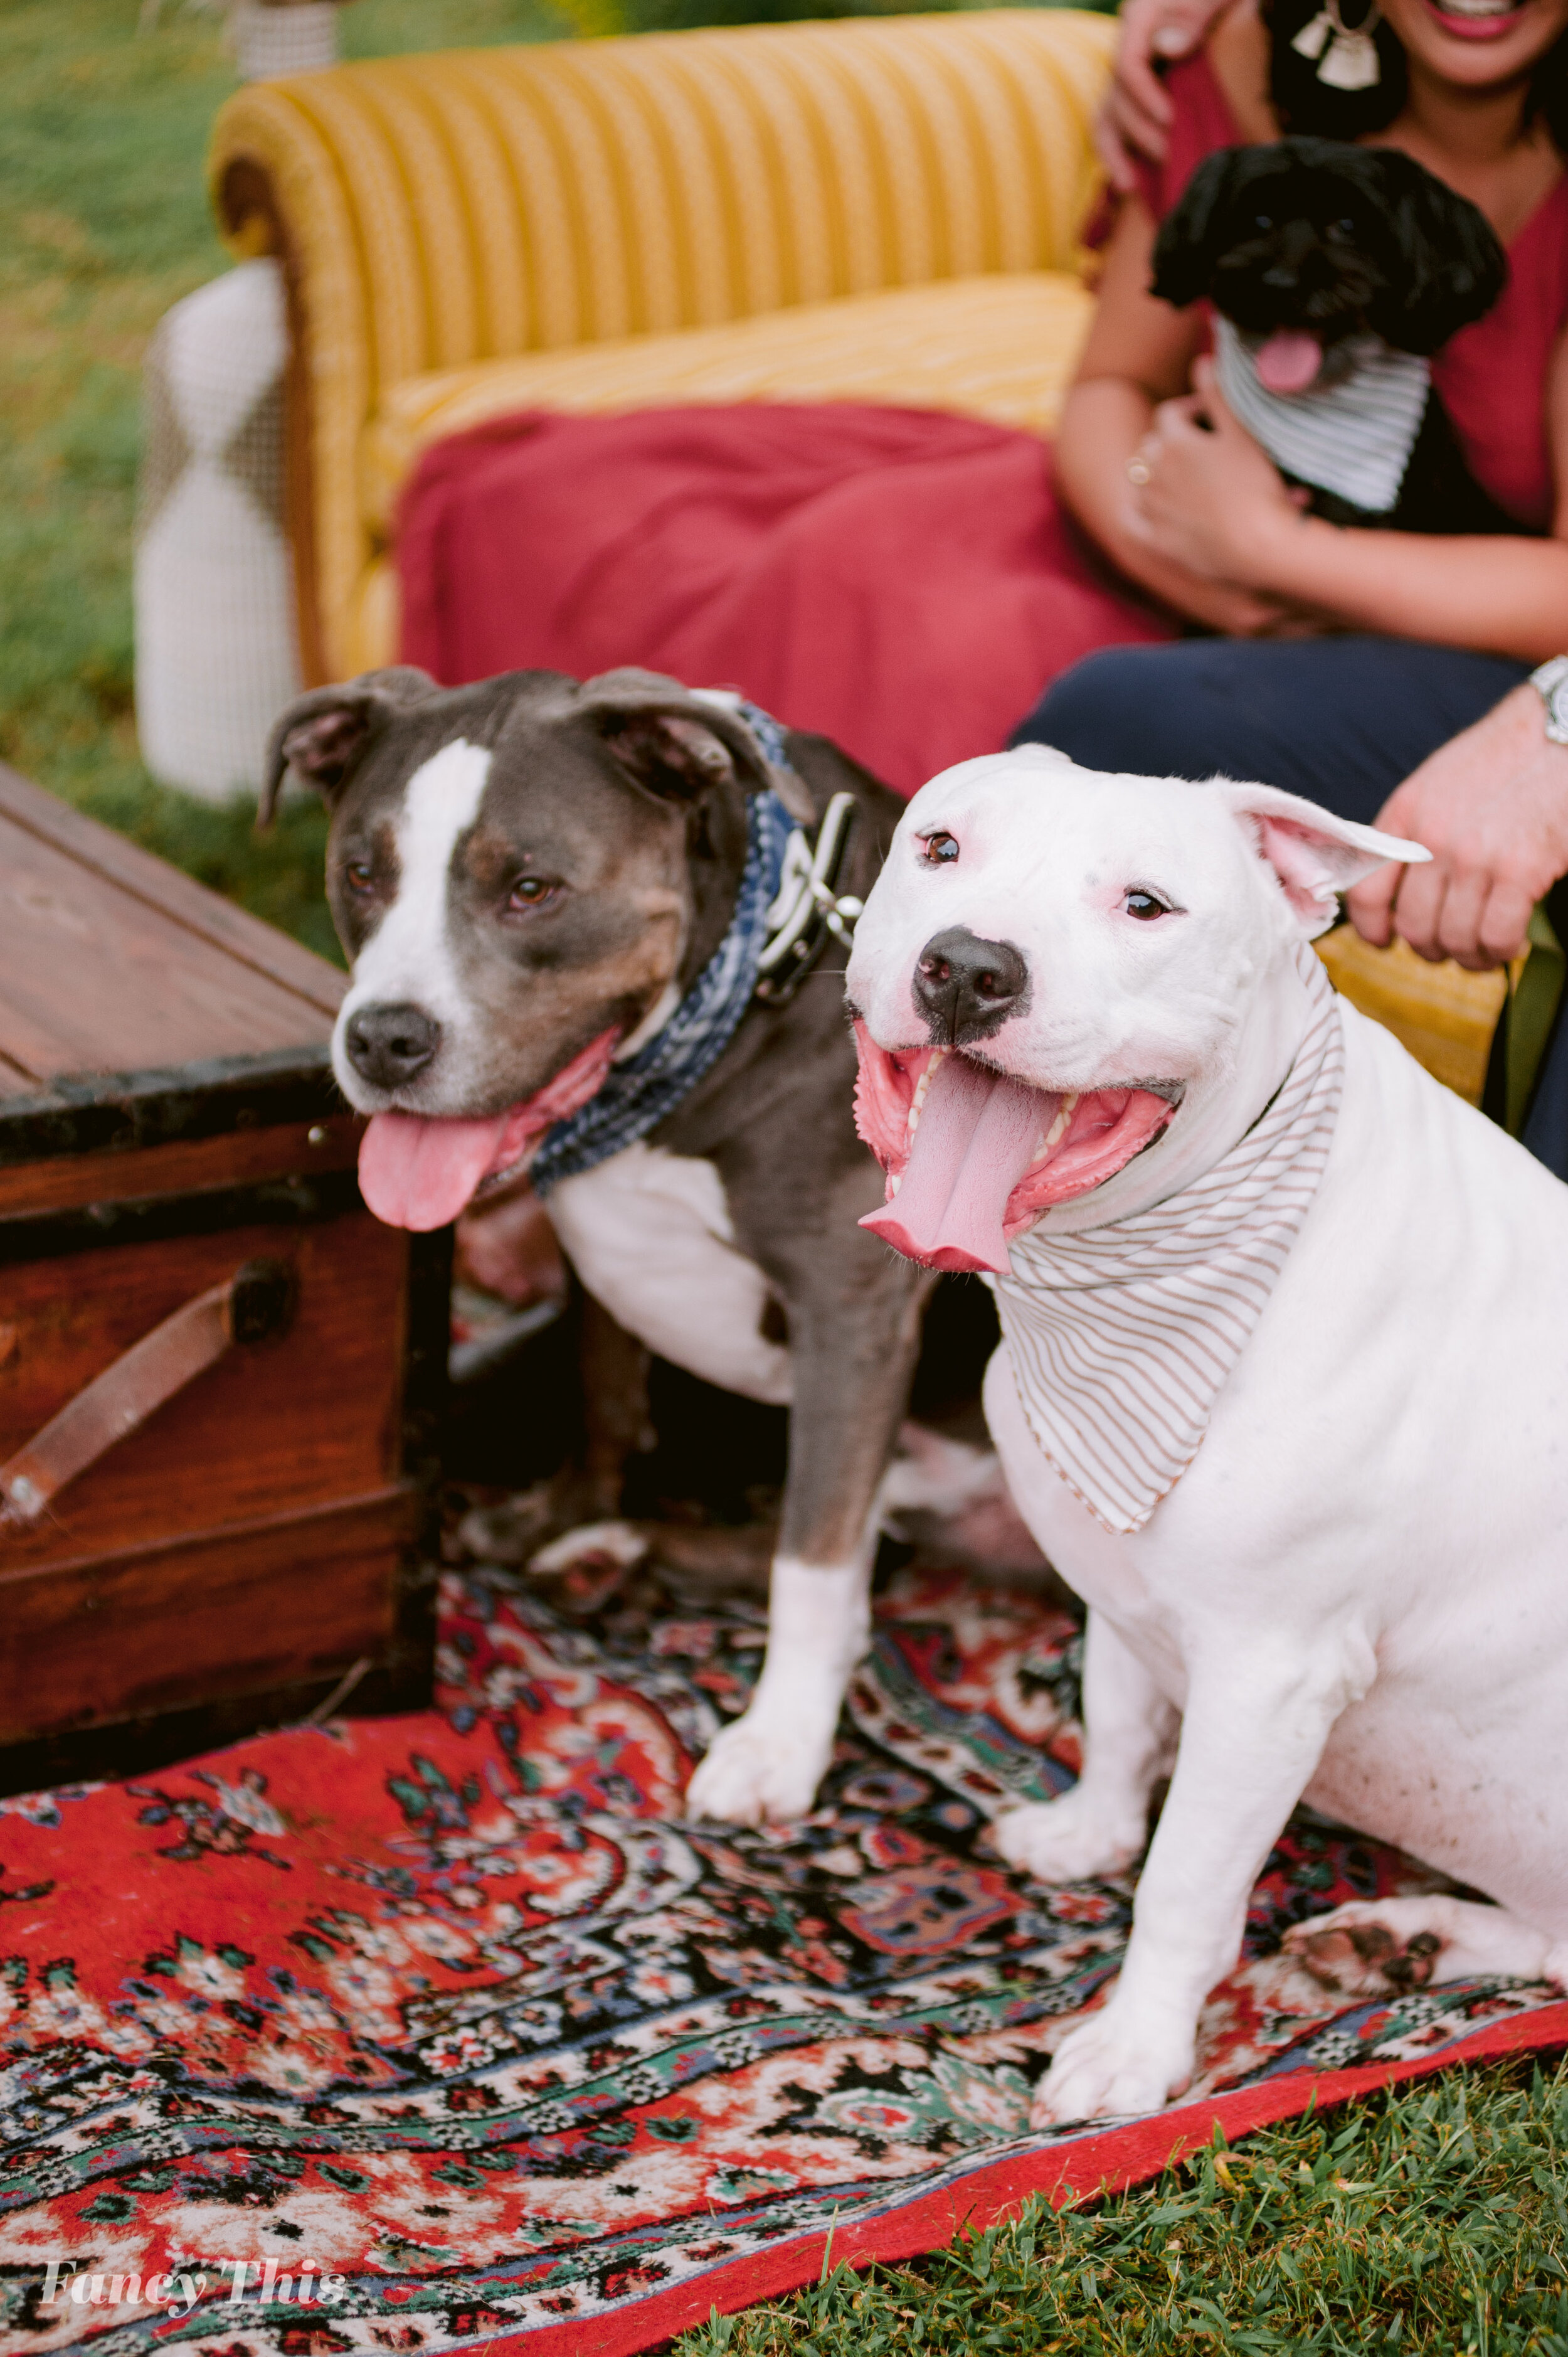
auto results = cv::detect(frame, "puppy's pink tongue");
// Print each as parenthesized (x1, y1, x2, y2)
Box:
(359, 1112, 512, 1233)
(1255, 329, 1323, 395)
(860, 1056, 1046, 1275)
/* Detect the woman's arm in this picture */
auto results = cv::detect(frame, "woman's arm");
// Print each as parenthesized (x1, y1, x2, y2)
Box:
(1130, 346, 1568, 661)
(1056, 198, 1306, 636)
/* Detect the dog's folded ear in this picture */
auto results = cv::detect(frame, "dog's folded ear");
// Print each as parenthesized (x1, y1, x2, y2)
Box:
(1369, 153, 1508, 354)
(1217, 780, 1430, 935)
(1150, 149, 1243, 311)
(259, 668, 442, 829)
(575, 668, 815, 824)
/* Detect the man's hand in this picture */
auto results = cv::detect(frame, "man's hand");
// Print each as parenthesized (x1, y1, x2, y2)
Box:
(1348, 683, 1568, 969)
(1095, 0, 1234, 190)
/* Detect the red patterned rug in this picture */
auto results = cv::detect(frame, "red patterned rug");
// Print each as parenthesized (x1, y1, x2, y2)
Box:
(3, 1567, 1564, 2356)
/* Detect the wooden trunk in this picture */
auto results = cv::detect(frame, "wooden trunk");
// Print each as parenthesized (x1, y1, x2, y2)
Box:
(0, 765, 443, 1795)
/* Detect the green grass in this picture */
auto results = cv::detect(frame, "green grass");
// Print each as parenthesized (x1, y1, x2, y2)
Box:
(677, 2055, 1568, 2354)
(0, 0, 563, 964)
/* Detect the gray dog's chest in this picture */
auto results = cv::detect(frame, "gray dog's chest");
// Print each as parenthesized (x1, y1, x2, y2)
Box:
(546, 1143, 793, 1405)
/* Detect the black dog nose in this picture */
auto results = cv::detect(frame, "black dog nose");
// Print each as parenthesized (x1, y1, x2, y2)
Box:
(344, 1001, 441, 1088)
(912, 927, 1029, 1045)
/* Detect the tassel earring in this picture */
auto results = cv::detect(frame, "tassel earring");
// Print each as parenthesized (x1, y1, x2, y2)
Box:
(1291, 0, 1383, 90)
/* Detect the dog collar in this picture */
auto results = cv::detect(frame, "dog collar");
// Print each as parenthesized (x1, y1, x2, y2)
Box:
(529, 703, 856, 1196)
(756, 788, 863, 1003)
(696, 697, 864, 1003)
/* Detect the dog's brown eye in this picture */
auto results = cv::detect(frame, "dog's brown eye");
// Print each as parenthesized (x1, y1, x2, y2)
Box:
(507, 875, 556, 911)
(1125, 889, 1172, 921)
(1255, 211, 1273, 230)
(921, 832, 959, 865)
(344, 861, 375, 897)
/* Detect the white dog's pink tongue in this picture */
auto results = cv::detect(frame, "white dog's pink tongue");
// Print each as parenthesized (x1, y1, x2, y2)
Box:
(359, 1112, 513, 1233)
(859, 1056, 1045, 1275)
(1255, 329, 1323, 395)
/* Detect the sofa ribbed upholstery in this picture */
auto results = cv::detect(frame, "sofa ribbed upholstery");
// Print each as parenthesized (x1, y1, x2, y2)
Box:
(208, 8, 1115, 681)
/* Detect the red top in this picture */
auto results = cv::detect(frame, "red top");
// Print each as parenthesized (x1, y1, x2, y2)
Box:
(1132, 53, 1568, 529)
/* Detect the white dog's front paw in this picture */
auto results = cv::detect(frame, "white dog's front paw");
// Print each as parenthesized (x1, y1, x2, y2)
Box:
(992, 1791, 1145, 1885)
(1031, 2002, 1194, 2127)
(685, 1707, 833, 1826)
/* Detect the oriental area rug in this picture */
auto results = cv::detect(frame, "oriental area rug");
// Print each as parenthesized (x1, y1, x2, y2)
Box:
(1, 1567, 1564, 2356)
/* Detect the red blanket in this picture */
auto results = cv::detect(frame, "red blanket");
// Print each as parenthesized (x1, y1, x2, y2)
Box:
(397, 404, 1175, 797)
(6, 1563, 1565, 2357)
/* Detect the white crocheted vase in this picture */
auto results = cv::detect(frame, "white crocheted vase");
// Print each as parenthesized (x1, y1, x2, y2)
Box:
(232, 1, 339, 80)
(134, 260, 302, 801)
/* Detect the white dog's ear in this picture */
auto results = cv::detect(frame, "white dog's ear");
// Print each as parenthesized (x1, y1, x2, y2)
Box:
(1216, 780, 1431, 939)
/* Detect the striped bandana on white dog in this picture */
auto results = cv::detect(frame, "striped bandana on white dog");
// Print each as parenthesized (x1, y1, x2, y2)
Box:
(995, 949, 1345, 1535)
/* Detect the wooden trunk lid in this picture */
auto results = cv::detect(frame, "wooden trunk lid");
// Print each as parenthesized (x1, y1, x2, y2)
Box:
(0, 763, 346, 1157)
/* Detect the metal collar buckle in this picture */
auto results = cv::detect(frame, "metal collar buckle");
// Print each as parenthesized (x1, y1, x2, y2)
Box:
(755, 792, 862, 1004)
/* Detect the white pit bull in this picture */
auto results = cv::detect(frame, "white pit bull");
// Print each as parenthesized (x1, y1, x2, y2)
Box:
(837, 744, 1568, 2128)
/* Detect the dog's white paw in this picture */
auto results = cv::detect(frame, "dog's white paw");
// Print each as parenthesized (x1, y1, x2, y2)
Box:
(685, 1708, 832, 1826)
(991, 1792, 1144, 1885)
(1031, 2001, 1194, 2127)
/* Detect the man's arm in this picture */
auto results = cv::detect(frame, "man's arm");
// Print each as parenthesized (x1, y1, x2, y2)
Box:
(1347, 683, 1568, 970)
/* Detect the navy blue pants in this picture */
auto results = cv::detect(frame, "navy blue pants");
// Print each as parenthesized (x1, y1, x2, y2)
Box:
(1010, 636, 1568, 1178)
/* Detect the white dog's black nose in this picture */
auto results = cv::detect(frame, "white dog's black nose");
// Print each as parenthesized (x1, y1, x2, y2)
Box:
(913, 927, 1029, 1045)
(344, 1001, 442, 1088)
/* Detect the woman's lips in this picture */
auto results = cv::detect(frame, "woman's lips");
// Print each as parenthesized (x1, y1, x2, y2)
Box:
(1421, 0, 1531, 35)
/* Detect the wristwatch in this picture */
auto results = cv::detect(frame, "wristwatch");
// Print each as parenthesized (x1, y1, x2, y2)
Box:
(1530, 656, 1568, 745)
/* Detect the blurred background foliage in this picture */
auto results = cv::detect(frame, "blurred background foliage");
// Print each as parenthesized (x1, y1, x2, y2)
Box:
(1, 0, 568, 962)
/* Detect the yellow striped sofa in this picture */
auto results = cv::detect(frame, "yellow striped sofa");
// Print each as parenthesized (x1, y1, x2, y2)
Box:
(207, 6, 1508, 1100)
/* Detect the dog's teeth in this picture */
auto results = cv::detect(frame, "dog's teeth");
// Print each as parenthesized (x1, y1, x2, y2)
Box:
(906, 1048, 947, 1139)
(887, 1173, 902, 1197)
(1030, 1092, 1079, 1166)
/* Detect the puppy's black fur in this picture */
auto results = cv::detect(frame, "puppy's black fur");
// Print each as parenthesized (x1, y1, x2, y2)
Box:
(1150, 139, 1525, 535)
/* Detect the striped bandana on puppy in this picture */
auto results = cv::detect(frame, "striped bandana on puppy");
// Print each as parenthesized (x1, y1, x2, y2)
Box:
(1212, 314, 1431, 517)
(995, 947, 1345, 1534)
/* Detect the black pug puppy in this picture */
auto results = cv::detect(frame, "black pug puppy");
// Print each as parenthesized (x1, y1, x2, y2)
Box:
(1149, 138, 1523, 535)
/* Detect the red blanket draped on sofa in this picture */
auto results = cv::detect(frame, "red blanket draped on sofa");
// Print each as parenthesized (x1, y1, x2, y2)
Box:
(396, 404, 1175, 798)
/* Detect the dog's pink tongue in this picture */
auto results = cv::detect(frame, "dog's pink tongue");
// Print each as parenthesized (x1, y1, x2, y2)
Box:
(359, 1112, 512, 1233)
(860, 1056, 1046, 1275)
(1255, 329, 1323, 394)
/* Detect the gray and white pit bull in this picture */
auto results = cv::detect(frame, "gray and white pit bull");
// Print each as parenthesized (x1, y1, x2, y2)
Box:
(263, 664, 926, 1826)
(843, 744, 1568, 2127)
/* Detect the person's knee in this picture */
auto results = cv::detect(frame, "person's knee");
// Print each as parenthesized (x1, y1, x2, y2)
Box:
(1010, 649, 1162, 769)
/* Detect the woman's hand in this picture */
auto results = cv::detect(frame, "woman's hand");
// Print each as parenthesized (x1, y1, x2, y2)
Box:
(1095, 0, 1234, 190)
(1126, 358, 1310, 587)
